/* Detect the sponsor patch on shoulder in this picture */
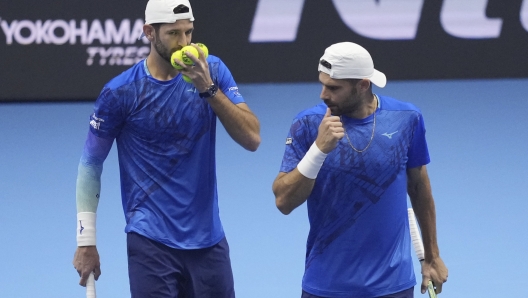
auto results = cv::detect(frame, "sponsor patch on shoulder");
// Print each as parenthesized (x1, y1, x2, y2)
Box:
(285, 138, 293, 145)
(228, 86, 242, 97)
(90, 113, 105, 130)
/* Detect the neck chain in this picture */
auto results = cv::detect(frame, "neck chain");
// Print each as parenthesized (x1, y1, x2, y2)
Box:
(340, 95, 378, 153)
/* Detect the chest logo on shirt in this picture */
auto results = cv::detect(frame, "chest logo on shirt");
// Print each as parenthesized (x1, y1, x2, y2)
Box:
(89, 113, 105, 130)
(382, 131, 398, 139)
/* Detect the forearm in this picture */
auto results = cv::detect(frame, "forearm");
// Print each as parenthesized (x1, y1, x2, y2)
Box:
(206, 92, 260, 151)
(274, 141, 329, 214)
(407, 167, 440, 261)
(273, 170, 315, 215)
(76, 160, 102, 213)
(76, 159, 103, 247)
(75, 131, 112, 246)
(412, 194, 439, 261)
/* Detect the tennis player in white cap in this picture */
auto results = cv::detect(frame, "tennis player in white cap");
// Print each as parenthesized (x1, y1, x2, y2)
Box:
(273, 42, 447, 298)
(73, 0, 260, 297)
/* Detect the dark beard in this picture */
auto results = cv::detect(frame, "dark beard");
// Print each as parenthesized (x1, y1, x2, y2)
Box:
(154, 38, 172, 65)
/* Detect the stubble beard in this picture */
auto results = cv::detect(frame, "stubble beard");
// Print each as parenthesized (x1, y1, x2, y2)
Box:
(339, 86, 360, 116)
(154, 38, 172, 65)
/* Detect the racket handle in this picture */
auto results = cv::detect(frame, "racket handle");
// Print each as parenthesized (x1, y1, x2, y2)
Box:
(86, 272, 96, 298)
(427, 280, 437, 298)
(409, 208, 437, 298)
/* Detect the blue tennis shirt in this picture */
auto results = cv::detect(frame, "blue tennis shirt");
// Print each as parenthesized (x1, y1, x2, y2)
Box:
(280, 96, 430, 297)
(87, 55, 244, 249)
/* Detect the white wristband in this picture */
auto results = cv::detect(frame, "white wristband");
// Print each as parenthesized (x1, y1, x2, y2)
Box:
(297, 142, 328, 179)
(77, 212, 96, 246)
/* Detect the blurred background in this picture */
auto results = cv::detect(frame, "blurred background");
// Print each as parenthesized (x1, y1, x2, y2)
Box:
(1, 0, 527, 297)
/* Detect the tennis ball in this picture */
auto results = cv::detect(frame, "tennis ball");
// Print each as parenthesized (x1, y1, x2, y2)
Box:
(196, 43, 209, 58)
(170, 50, 184, 70)
(182, 75, 192, 83)
(181, 45, 199, 65)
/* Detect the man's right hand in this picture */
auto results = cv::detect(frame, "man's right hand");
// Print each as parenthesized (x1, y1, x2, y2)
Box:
(73, 246, 101, 286)
(315, 108, 344, 153)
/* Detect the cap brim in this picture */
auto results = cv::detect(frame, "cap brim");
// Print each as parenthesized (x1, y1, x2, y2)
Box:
(370, 69, 386, 88)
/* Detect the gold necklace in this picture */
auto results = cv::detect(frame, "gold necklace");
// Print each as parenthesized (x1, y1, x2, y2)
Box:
(340, 96, 377, 153)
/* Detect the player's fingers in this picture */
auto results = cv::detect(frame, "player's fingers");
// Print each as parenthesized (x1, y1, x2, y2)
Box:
(331, 120, 342, 127)
(435, 282, 443, 294)
(79, 273, 88, 287)
(185, 49, 200, 65)
(79, 266, 94, 286)
(324, 116, 341, 126)
(334, 132, 344, 139)
(191, 43, 206, 60)
(94, 266, 102, 280)
(174, 59, 186, 70)
(325, 108, 331, 118)
(332, 126, 344, 132)
(420, 278, 428, 294)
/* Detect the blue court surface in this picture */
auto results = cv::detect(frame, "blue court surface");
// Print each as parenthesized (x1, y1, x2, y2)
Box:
(0, 79, 527, 297)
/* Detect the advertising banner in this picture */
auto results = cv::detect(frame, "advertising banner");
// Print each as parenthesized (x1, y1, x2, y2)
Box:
(1, 0, 527, 101)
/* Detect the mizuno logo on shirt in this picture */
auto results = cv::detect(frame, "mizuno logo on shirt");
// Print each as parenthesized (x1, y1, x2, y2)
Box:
(382, 131, 398, 139)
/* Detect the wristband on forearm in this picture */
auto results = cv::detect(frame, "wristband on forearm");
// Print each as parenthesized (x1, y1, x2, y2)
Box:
(296, 142, 328, 179)
(77, 212, 96, 246)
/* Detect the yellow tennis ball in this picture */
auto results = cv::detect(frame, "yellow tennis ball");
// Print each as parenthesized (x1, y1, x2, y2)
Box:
(181, 45, 199, 65)
(182, 75, 192, 83)
(170, 50, 184, 70)
(196, 43, 208, 58)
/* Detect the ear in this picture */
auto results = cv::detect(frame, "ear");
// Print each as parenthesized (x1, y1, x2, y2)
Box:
(143, 24, 155, 41)
(358, 79, 371, 92)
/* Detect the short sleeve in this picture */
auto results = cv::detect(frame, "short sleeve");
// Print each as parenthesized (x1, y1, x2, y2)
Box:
(210, 57, 245, 105)
(406, 112, 430, 168)
(89, 87, 126, 139)
(279, 117, 316, 173)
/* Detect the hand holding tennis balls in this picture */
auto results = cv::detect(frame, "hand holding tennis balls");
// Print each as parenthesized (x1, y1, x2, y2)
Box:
(170, 43, 209, 83)
(181, 46, 199, 65)
(170, 50, 184, 70)
(170, 50, 192, 82)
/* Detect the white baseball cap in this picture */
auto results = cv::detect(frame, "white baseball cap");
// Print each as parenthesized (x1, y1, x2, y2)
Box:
(318, 42, 387, 88)
(139, 0, 195, 39)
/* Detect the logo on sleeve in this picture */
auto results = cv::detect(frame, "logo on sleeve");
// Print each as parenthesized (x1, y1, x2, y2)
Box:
(228, 86, 242, 97)
(90, 113, 105, 130)
(285, 138, 293, 145)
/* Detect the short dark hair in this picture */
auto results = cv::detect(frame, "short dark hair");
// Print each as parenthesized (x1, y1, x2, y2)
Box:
(347, 79, 362, 86)
(150, 23, 162, 31)
(347, 79, 373, 92)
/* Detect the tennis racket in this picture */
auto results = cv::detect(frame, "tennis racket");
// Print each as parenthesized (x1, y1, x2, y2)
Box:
(407, 208, 437, 298)
(86, 272, 96, 298)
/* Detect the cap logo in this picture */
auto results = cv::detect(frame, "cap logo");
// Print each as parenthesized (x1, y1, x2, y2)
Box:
(320, 59, 332, 69)
(173, 4, 190, 14)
